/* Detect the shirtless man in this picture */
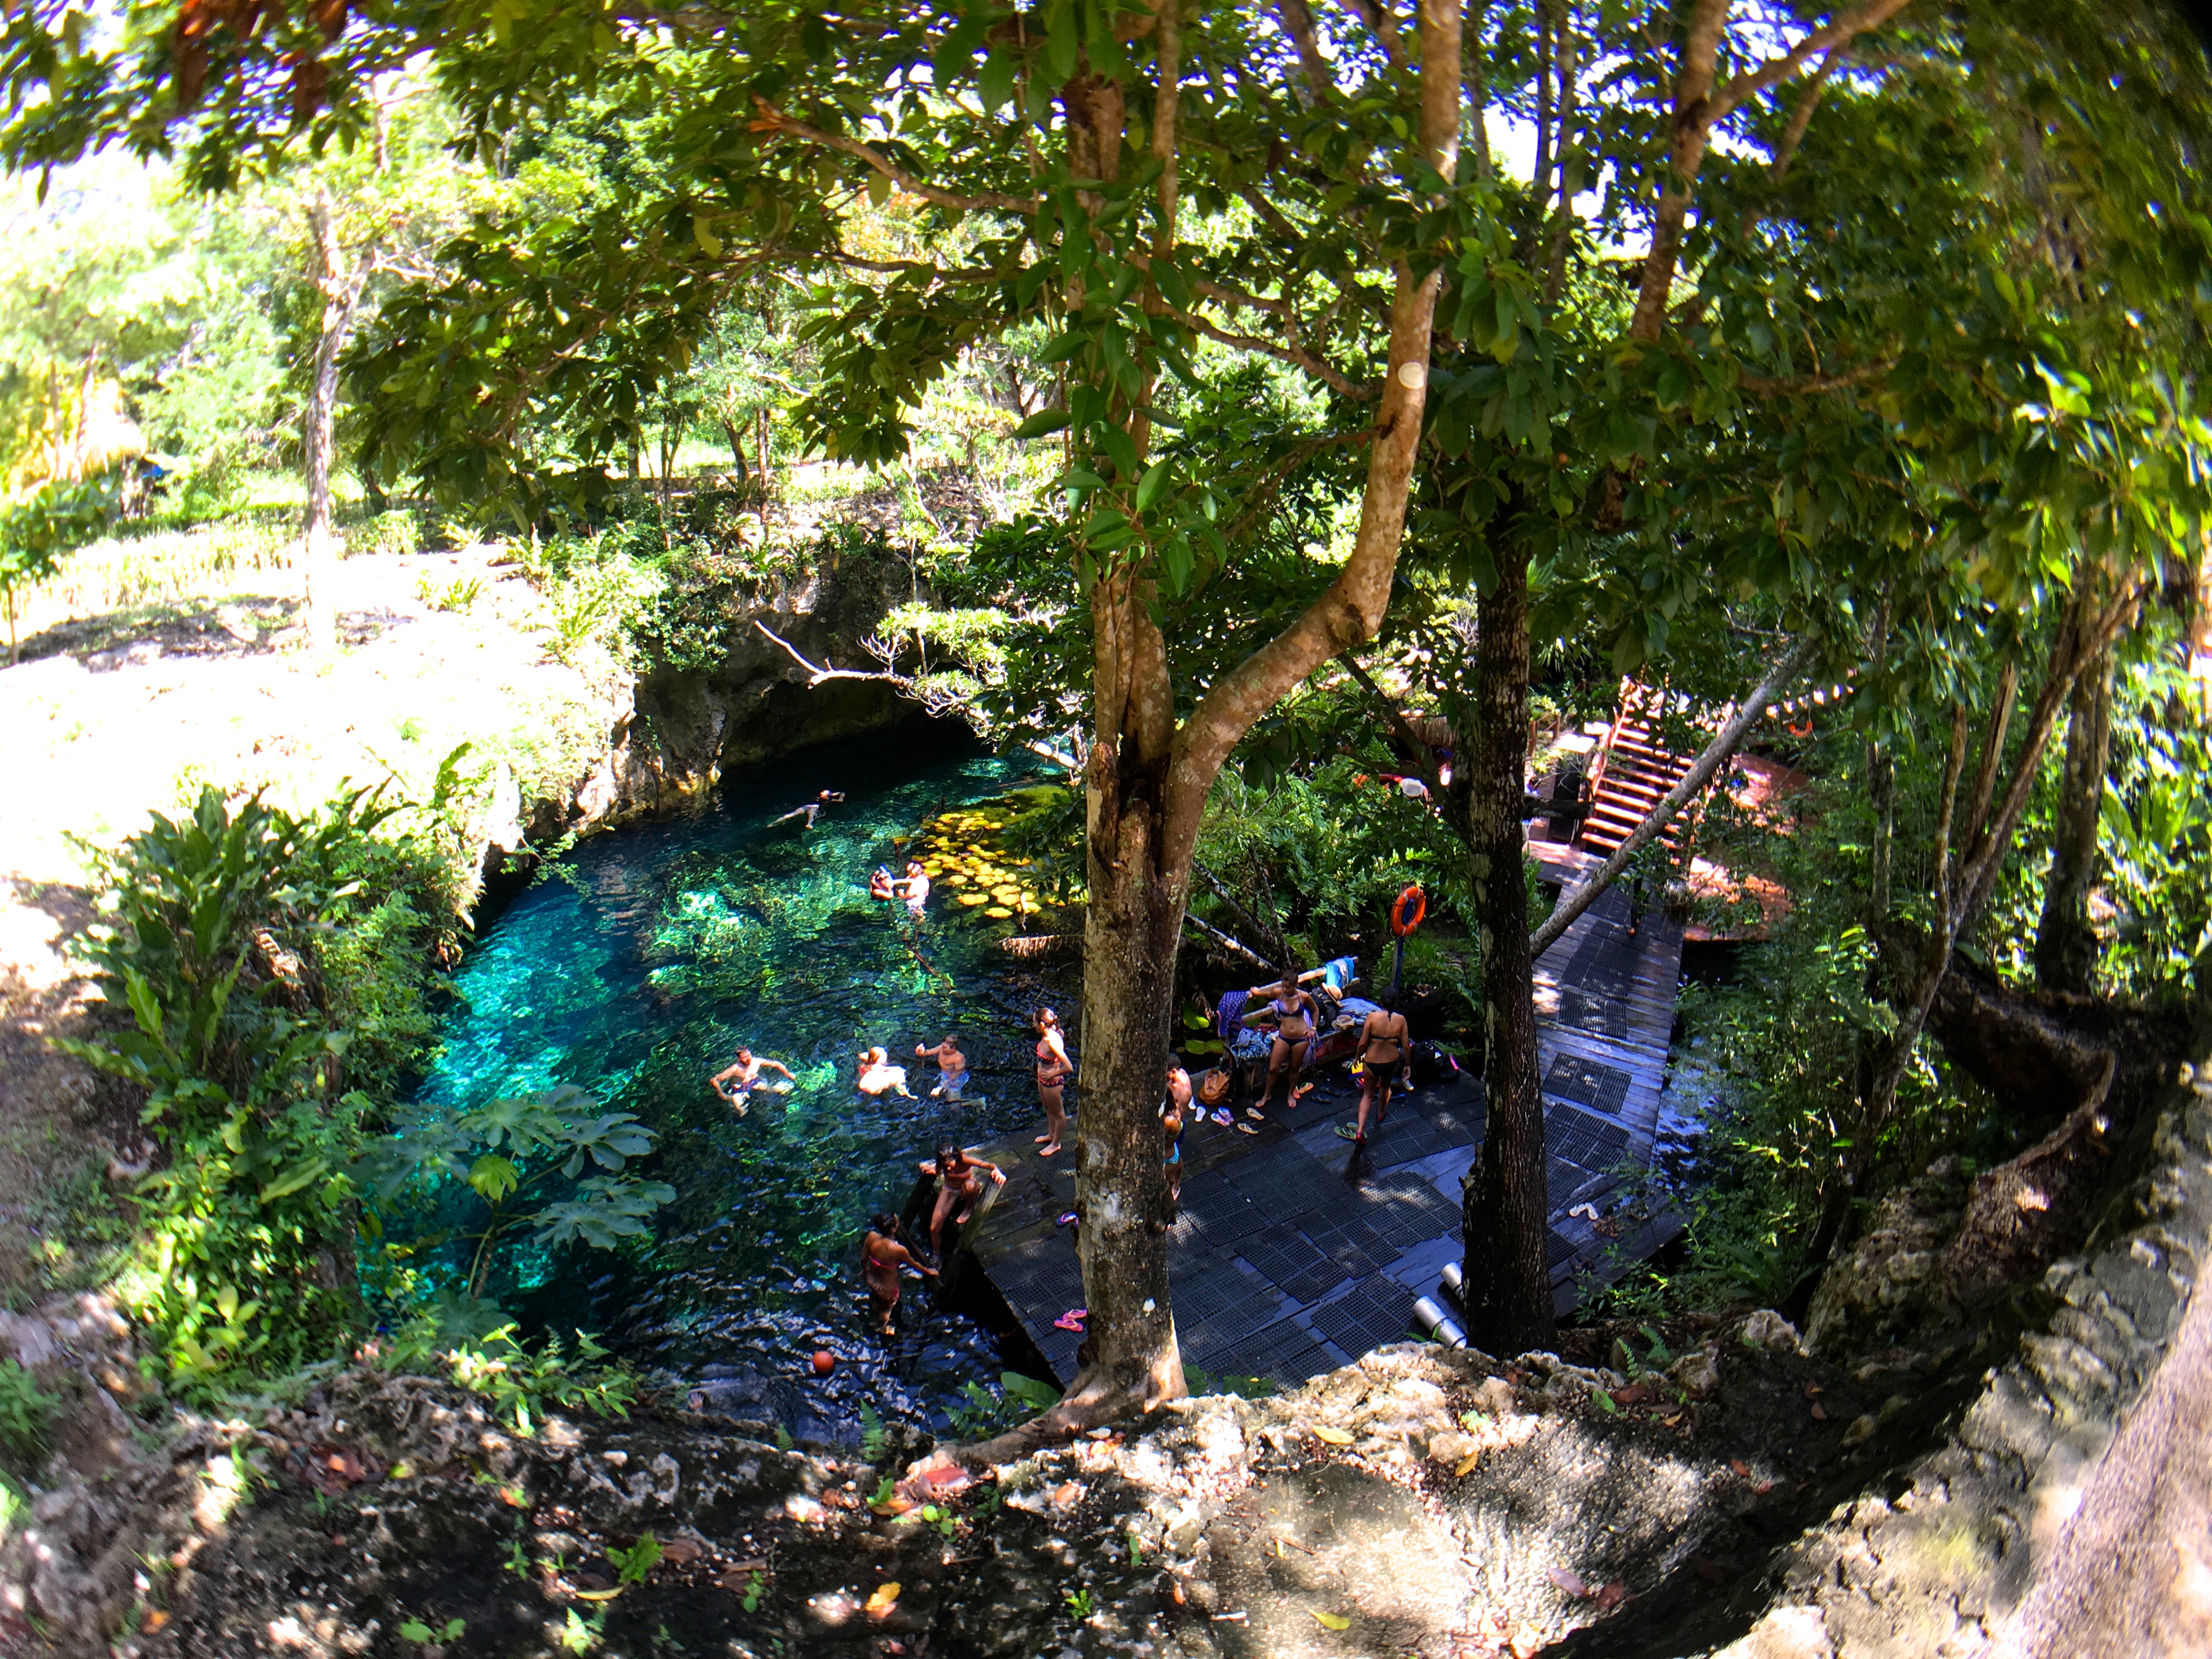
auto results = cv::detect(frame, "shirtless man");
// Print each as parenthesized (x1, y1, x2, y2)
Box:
(898, 859, 932, 922)
(1344, 992, 1411, 1146)
(773, 789, 846, 830)
(915, 1034, 970, 1100)
(707, 1046, 794, 1115)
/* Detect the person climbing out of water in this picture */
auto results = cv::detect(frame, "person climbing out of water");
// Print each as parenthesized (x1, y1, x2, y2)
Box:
(920, 1143, 1005, 1259)
(914, 1034, 970, 1099)
(856, 1046, 915, 1097)
(774, 789, 846, 830)
(1340, 990, 1410, 1145)
(868, 865, 897, 902)
(1243, 971, 1319, 1119)
(899, 859, 932, 922)
(1161, 1057, 1192, 1207)
(1031, 1007, 1072, 1156)
(707, 1046, 794, 1114)
(860, 1211, 934, 1336)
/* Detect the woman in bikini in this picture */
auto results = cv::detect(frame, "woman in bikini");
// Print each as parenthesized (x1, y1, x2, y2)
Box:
(1346, 990, 1410, 1146)
(919, 1143, 1006, 1259)
(860, 1211, 935, 1336)
(1032, 1007, 1073, 1156)
(1245, 972, 1319, 1119)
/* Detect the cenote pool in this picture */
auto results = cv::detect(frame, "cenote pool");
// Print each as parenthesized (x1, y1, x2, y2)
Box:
(402, 727, 1075, 1439)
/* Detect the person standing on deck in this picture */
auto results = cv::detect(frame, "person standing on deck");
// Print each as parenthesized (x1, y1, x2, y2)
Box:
(1162, 1057, 1192, 1206)
(1031, 1007, 1072, 1156)
(1243, 972, 1319, 1120)
(1341, 992, 1410, 1145)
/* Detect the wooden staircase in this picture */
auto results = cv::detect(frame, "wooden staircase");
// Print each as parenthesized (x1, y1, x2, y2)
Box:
(1575, 682, 1696, 857)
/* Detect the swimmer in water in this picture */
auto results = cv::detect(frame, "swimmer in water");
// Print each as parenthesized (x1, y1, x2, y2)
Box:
(914, 1034, 970, 1100)
(707, 1046, 794, 1114)
(856, 1046, 915, 1097)
(868, 865, 897, 902)
(773, 789, 846, 830)
(898, 859, 931, 922)
(920, 1143, 1006, 1258)
(860, 1211, 935, 1336)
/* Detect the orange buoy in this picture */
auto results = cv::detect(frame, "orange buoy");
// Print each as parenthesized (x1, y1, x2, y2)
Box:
(1390, 885, 1427, 938)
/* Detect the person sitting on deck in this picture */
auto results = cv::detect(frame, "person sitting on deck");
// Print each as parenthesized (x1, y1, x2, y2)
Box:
(708, 1046, 794, 1115)
(860, 1211, 935, 1336)
(856, 1046, 914, 1097)
(915, 1034, 970, 1099)
(920, 1143, 1005, 1259)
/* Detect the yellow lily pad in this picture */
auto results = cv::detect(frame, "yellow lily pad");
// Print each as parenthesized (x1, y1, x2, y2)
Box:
(957, 893, 989, 906)
(985, 906, 1014, 918)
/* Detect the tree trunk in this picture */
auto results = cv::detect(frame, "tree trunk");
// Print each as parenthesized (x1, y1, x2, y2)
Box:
(719, 419, 750, 479)
(303, 188, 361, 654)
(2034, 653, 2112, 995)
(1067, 746, 1186, 1417)
(1460, 534, 1555, 1356)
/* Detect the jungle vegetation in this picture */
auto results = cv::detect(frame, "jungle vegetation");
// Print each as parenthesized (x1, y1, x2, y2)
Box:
(0, 0, 2204, 1436)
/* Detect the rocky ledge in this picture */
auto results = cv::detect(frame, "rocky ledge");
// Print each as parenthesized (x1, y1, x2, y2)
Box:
(6, 1041, 2208, 1659)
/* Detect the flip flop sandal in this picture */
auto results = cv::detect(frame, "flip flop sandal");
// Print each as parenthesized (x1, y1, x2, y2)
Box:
(1236, 1122, 1261, 1136)
(1209, 1108, 1234, 1126)
(1056, 1211, 1079, 1228)
(1053, 1308, 1088, 1332)
(1335, 1123, 1362, 1139)
(1244, 1107, 1267, 1122)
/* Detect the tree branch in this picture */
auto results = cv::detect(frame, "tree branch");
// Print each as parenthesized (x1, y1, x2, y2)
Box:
(1176, 307, 1379, 400)
(751, 100, 1041, 216)
(1224, 426, 1376, 542)
(1529, 636, 1817, 957)
(1277, 0, 1336, 101)
(754, 619, 903, 686)
(1737, 358, 1893, 395)
(1338, 0, 1407, 64)
(1335, 651, 1441, 791)
(1163, 0, 1461, 864)
(1708, 0, 1905, 123)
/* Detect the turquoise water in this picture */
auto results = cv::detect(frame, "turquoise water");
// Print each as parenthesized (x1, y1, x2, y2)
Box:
(408, 729, 1071, 1435)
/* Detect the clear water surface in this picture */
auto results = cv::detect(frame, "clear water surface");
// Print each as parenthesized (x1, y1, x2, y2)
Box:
(407, 729, 1072, 1437)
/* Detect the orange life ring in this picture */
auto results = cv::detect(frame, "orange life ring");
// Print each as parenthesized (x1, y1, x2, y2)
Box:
(1787, 715, 1814, 738)
(1390, 885, 1426, 938)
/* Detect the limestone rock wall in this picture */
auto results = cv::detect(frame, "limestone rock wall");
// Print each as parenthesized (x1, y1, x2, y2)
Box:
(1713, 1028, 2212, 1658)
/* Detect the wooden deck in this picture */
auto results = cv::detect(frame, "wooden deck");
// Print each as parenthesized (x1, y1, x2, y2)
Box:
(956, 845, 1685, 1385)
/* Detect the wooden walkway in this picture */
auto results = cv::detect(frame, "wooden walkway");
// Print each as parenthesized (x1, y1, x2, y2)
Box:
(955, 847, 1685, 1385)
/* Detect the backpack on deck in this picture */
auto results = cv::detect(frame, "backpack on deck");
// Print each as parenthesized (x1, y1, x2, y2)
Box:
(1198, 1066, 1231, 1107)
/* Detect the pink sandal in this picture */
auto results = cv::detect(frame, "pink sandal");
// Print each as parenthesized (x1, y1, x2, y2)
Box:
(1053, 1308, 1087, 1332)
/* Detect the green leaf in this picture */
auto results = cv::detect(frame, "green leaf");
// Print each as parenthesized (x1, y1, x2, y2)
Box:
(469, 1154, 521, 1204)
(1045, 0, 1080, 82)
(1012, 409, 1072, 440)
(1135, 459, 1171, 512)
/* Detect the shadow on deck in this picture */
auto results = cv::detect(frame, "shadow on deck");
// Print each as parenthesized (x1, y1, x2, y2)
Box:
(938, 851, 1688, 1387)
